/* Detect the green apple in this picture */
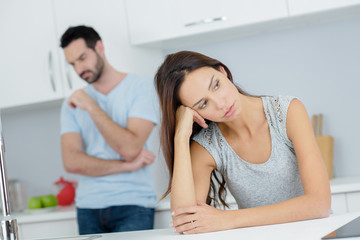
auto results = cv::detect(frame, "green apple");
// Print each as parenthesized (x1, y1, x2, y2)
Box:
(40, 194, 58, 208)
(28, 197, 43, 209)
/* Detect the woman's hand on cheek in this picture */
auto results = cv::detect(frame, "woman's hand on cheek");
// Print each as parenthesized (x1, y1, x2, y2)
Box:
(170, 202, 229, 234)
(175, 106, 208, 139)
(192, 110, 208, 129)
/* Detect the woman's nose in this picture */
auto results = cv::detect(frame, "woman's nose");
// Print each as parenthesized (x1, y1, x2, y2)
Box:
(214, 97, 225, 110)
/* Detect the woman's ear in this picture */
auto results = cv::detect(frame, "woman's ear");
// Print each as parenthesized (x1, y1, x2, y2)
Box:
(219, 66, 227, 77)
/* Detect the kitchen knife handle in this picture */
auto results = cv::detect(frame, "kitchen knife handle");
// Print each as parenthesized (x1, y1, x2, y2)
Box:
(312, 114, 318, 136)
(318, 114, 323, 136)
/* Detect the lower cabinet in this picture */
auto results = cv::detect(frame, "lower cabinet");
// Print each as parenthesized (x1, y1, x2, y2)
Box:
(17, 207, 172, 239)
(154, 209, 172, 229)
(346, 192, 360, 212)
(331, 193, 348, 214)
(331, 191, 360, 215)
(18, 218, 78, 240)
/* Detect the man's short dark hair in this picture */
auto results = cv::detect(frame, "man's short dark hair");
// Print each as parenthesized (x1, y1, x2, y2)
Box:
(60, 25, 101, 49)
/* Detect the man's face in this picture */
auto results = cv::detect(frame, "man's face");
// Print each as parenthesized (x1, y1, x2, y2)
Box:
(64, 38, 104, 84)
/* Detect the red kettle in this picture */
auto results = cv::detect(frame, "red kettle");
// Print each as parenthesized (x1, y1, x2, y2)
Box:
(55, 177, 76, 206)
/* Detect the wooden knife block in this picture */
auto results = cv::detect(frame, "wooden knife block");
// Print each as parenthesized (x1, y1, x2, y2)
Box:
(316, 135, 334, 179)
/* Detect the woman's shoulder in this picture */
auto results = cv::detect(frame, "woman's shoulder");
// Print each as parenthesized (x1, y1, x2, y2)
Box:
(192, 122, 217, 143)
(262, 95, 298, 122)
(191, 122, 225, 172)
(262, 95, 299, 147)
(192, 122, 227, 151)
(262, 95, 297, 108)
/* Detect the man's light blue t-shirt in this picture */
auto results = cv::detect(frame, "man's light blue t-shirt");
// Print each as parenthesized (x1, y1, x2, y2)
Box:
(60, 73, 159, 209)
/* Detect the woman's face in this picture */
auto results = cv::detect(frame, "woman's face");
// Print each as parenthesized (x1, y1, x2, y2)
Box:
(178, 66, 241, 122)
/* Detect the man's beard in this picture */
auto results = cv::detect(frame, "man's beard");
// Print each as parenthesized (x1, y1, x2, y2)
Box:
(80, 53, 104, 84)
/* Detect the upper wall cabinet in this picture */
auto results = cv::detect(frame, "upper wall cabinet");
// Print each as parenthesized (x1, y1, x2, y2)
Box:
(0, 0, 64, 109)
(0, 0, 163, 110)
(287, 0, 360, 16)
(126, 0, 288, 47)
(126, 0, 360, 48)
(53, 0, 162, 97)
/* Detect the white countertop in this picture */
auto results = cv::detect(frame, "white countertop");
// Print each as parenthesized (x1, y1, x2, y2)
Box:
(12, 175, 360, 224)
(13, 205, 77, 224)
(63, 211, 360, 240)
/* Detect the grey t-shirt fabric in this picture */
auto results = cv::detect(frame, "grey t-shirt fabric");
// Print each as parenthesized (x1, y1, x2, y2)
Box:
(192, 95, 304, 209)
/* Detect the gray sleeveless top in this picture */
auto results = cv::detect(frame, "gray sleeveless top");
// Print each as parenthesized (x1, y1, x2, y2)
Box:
(192, 96, 304, 209)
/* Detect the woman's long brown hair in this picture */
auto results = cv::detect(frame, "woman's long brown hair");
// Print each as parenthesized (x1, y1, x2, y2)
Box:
(154, 51, 251, 208)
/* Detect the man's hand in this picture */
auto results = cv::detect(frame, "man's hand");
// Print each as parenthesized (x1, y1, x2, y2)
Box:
(68, 89, 96, 111)
(126, 149, 155, 172)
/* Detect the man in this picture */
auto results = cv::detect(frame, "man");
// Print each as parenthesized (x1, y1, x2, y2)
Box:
(60, 25, 158, 234)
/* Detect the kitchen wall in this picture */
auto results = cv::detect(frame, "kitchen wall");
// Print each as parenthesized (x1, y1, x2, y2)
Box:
(1, 100, 169, 200)
(165, 16, 360, 178)
(1, 15, 359, 202)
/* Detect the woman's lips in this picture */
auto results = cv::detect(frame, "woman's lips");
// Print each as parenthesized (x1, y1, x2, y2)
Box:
(224, 104, 235, 118)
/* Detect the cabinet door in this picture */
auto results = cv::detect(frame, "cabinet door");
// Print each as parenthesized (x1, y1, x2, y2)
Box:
(176, 0, 288, 36)
(57, 49, 88, 98)
(288, 0, 360, 16)
(0, 0, 63, 109)
(53, 0, 162, 96)
(154, 209, 172, 229)
(125, 0, 178, 45)
(331, 193, 348, 214)
(126, 0, 288, 46)
(346, 192, 360, 212)
(19, 218, 78, 239)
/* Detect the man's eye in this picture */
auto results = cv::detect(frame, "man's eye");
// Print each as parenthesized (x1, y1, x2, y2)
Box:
(200, 100, 207, 109)
(214, 80, 219, 90)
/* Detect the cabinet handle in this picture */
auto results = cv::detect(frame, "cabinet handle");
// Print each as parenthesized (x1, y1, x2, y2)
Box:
(65, 62, 73, 90)
(184, 16, 227, 27)
(48, 52, 56, 92)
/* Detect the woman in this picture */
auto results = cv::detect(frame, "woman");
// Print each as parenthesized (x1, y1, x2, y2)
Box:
(155, 51, 330, 234)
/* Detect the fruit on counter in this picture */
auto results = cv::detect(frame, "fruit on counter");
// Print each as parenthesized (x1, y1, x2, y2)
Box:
(41, 194, 58, 208)
(28, 196, 42, 209)
(27, 194, 58, 209)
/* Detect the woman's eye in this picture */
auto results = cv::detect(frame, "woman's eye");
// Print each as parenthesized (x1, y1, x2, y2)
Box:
(200, 100, 207, 109)
(214, 80, 219, 90)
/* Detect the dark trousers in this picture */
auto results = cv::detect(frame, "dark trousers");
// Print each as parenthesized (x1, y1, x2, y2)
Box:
(76, 205, 155, 235)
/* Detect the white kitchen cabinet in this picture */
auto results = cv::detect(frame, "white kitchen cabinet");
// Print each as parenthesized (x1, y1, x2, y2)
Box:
(0, 0, 162, 110)
(126, 0, 360, 48)
(330, 176, 360, 214)
(346, 192, 360, 212)
(154, 208, 172, 229)
(18, 218, 78, 240)
(52, 0, 163, 98)
(125, 0, 178, 46)
(126, 0, 288, 46)
(287, 0, 360, 16)
(175, 0, 288, 36)
(0, 0, 64, 109)
(331, 193, 348, 214)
